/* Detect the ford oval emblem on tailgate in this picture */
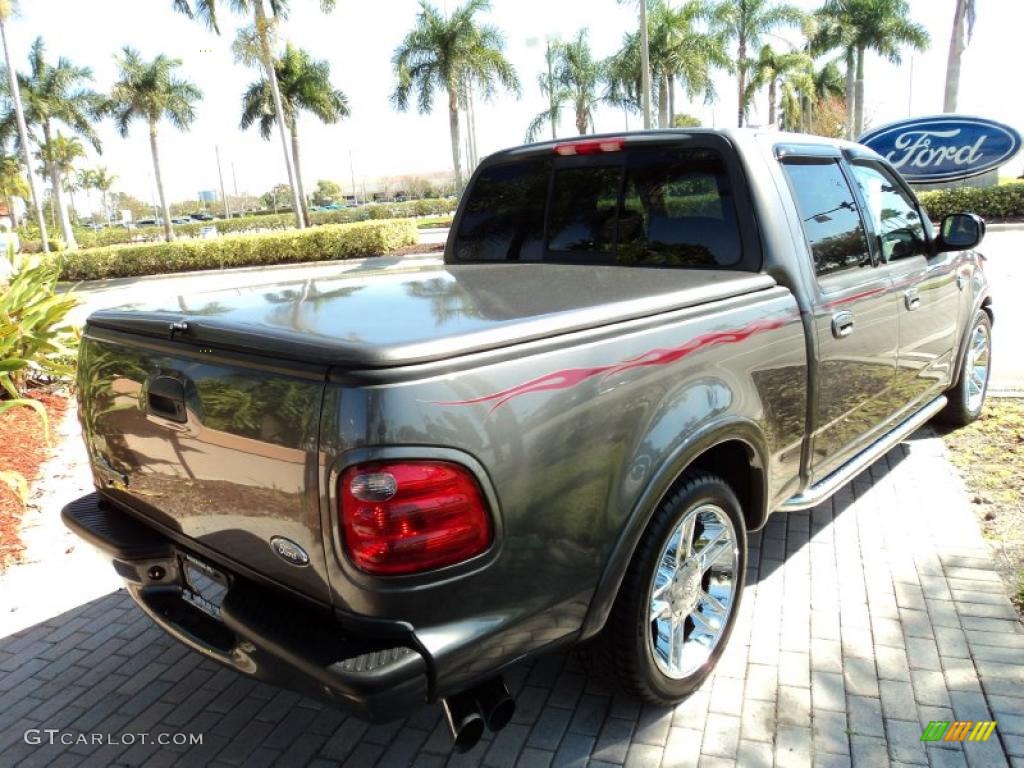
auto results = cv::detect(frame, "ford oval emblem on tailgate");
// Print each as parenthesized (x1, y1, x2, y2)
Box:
(270, 536, 310, 566)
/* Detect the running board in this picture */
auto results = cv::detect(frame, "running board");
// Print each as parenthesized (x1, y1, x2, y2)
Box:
(778, 395, 947, 512)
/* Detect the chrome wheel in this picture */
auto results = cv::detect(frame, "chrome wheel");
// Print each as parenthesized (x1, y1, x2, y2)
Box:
(647, 503, 739, 680)
(966, 322, 990, 412)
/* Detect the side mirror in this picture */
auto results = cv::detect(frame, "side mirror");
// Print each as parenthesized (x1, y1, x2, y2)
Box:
(937, 212, 985, 252)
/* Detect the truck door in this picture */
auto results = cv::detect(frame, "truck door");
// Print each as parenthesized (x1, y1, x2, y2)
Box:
(780, 157, 900, 480)
(848, 159, 963, 412)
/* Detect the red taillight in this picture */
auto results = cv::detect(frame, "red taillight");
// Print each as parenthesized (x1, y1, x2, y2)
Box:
(340, 461, 492, 576)
(554, 138, 625, 156)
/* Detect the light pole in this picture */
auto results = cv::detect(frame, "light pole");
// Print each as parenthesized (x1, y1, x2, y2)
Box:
(349, 149, 357, 204)
(215, 145, 231, 219)
(639, 0, 652, 129)
(527, 34, 561, 140)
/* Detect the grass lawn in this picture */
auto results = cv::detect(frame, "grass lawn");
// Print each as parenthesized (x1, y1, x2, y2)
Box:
(941, 398, 1024, 611)
(416, 215, 453, 229)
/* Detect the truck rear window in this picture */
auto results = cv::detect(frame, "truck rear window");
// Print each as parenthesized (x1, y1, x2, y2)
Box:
(453, 147, 741, 267)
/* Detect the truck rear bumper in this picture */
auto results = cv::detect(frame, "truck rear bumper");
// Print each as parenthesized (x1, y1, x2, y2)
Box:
(62, 492, 429, 723)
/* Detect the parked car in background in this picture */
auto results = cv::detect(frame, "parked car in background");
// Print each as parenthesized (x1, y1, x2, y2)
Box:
(64, 129, 992, 753)
(190, 212, 215, 222)
(171, 217, 192, 225)
(135, 218, 162, 227)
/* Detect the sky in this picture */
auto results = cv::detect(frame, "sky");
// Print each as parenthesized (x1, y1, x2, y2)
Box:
(6, 0, 1024, 212)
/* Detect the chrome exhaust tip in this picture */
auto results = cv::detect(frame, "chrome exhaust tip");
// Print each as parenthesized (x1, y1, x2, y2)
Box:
(442, 692, 486, 753)
(473, 676, 516, 732)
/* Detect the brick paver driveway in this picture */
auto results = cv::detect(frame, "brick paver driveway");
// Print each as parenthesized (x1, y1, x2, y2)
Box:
(2, 430, 1022, 768)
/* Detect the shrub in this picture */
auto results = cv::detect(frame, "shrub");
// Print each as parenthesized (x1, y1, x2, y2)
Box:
(58, 219, 419, 281)
(43, 197, 459, 251)
(0, 249, 78, 436)
(918, 182, 1024, 222)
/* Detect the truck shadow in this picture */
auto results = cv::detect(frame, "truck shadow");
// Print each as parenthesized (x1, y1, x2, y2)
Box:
(0, 437, 937, 767)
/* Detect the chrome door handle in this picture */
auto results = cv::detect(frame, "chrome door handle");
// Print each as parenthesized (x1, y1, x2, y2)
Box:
(904, 289, 921, 311)
(831, 311, 854, 338)
(956, 273, 967, 291)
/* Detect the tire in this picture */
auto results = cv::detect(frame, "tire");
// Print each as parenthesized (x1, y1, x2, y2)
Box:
(582, 471, 747, 705)
(938, 310, 992, 427)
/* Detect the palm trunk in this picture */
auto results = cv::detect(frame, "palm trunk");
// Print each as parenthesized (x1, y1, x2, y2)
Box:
(844, 47, 855, 140)
(290, 117, 310, 227)
(447, 87, 463, 195)
(668, 74, 676, 125)
(768, 79, 777, 126)
(42, 124, 76, 250)
(576, 99, 588, 136)
(1, 20, 48, 253)
(944, 0, 967, 112)
(854, 44, 866, 139)
(149, 121, 174, 242)
(737, 38, 747, 127)
(254, 0, 304, 229)
(657, 76, 668, 129)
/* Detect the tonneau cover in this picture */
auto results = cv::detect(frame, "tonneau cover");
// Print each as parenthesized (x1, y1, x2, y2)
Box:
(86, 263, 776, 368)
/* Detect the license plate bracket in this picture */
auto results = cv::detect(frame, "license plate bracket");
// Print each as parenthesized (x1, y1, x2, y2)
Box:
(181, 553, 230, 618)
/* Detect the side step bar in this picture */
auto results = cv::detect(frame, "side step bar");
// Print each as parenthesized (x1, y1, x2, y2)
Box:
(779, 395, 947, 512)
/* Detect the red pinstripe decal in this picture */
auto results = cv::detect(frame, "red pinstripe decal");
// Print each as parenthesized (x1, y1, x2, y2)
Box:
(433, 311, 799, 412)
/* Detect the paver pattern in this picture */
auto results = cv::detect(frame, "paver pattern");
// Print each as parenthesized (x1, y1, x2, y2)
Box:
(1, 429, 1023, 767)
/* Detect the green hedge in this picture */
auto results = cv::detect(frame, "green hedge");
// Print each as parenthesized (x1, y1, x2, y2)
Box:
(918, 182, 1024, 221)
(62, 197, 457, 250)
(59, 219, 418, 281)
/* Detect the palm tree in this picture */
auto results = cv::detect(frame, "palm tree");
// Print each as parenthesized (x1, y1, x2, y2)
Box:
(713, 0, 804, 127)
(943, 0, 975, 112)
(746, 44, 812, 127)
(241, 43, 349, 227)
(604, 35, 643, 123)
(0, 0, 47, 250)
(605, 2, 726, 129)
(810, 7, 856, 138)
(651, 0, 728, 126)
(72, 167, 95, 221)
(2, 38, 105, 250)
(173, 0, 338, 230)
(392, 0, 519, 195)
(91, 166, 116, 224)
(35, 133, 84, 225)
(820, 0, 928, 138)
(526, 30, 602, 141)
(110, 47, 202, 242)
(525, 52, 568, 142)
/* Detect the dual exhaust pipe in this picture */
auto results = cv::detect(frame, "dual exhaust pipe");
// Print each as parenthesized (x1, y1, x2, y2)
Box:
(442, 676, 516, 752)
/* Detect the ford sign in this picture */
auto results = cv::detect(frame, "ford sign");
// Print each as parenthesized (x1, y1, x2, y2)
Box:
(858, 115, 1022, 182)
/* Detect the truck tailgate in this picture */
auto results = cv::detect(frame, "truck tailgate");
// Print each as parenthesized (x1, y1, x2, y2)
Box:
(77, 329, 331, 603)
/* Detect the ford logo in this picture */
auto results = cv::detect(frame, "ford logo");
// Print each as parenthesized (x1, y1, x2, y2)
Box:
(858, 115, 1022, 183)
(270, 536, 310, 566)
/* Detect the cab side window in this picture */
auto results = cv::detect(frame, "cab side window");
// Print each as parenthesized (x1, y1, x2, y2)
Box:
(782, 159, 872, 278)
(850, 163, 928, 263)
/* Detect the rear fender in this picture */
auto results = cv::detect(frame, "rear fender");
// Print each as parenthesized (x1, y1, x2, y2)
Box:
(579, 418, 768, 640)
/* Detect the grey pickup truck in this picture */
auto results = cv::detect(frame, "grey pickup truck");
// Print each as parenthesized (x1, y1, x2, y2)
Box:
(64, 129, 992, 751)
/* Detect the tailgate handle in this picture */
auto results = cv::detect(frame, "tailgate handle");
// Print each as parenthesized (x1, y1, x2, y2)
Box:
(146, 376, 188, 423)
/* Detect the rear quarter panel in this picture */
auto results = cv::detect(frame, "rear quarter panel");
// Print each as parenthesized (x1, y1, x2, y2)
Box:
(318, 284, 807, 690)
